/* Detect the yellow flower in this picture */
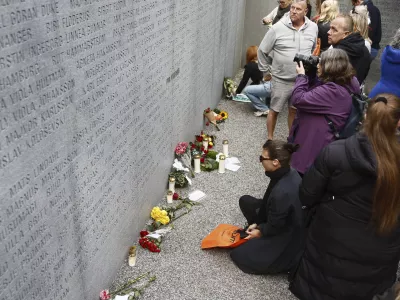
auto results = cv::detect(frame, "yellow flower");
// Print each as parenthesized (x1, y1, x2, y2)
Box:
(220, 111, 228, 120)
(150, 207, 170, 224)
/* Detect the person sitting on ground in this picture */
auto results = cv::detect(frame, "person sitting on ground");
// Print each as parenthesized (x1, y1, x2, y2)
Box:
(235, 46, 270, 116)
(262, 0, 292, 26)
(315, 0, 340, 53)
(328, 14, 371, 84)
(289, 93, 400, 300)
(230, 140, 303, 275)
(370, 28, 400, 99)
(288, 48, 360, 176)
(258, 0, 318, 139)
(350, 5, 372, 53)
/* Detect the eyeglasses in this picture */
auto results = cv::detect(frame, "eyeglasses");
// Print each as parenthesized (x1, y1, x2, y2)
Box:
(259, 155, 274, 162)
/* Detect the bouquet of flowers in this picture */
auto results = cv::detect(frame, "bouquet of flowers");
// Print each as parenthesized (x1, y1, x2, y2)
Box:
(213, 108, 229, 124)
(139, 231, 161, 253)
(190, 132, 219, 171)
(174, 142, 194, 177)
(223, 77, 237, 98)
(100, 273, 156, 300)
(203, 108, 220, 131)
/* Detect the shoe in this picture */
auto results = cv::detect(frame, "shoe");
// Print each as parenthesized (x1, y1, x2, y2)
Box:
(254, 110, 269, 117)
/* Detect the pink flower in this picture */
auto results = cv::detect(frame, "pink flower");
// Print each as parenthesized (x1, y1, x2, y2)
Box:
(175, 142, 188, 155)
(100, 290, 111, 300)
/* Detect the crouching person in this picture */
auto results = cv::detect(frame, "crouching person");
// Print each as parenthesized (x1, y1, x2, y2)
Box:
(230, 140, 303, 274)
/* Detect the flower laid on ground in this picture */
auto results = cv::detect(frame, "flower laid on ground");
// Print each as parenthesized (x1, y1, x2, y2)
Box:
(220, 111, 228, 120)
(204, 108, 220, 131)
(140, 230, 149, 238)
(212, 108, 229, 124)
(174, 142, 194, 178)
(173, 192, 179, 200)
(168, 170, 189, 188)
(100, 273, 156, 299)
(223, 77, 237, 98)
(190, 132, 219, 171)
(100, 290, 111, 300)
(150, 207, 170, 225)
(139, 237, 161, 253)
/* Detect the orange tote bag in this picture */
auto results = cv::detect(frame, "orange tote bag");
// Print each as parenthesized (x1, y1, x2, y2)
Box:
(201, 224, 248, 249)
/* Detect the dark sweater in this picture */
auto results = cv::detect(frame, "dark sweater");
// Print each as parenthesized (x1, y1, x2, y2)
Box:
(317, 21, 330, 52)
(362, 0, 382, 49)
(236, 61, 263, 94)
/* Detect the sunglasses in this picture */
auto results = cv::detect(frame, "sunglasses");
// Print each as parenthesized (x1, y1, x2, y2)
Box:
(259, 155, 274, 162)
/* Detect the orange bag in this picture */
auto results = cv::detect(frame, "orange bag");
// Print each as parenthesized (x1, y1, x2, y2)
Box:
(201, 224, 248, 249)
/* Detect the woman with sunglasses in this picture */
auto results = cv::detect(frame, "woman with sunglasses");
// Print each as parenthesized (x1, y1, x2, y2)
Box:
(230, 140, 303, 274)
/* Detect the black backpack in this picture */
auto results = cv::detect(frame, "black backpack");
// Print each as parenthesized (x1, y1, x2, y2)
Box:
(325, 89, 368, 140)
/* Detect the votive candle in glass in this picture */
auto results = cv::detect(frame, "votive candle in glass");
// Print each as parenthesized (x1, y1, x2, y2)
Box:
(222, 140, 229, 157)
(168, 176, 175, 193)
(194, 154, 201, 173)
(219, 155, 226, 174)
(167, 190, 173, 204)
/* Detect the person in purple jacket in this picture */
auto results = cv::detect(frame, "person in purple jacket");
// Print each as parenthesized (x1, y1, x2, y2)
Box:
(288, 48, 360, 176)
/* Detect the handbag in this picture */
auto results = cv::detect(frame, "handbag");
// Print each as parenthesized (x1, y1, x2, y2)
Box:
(201, 224, 248, 249)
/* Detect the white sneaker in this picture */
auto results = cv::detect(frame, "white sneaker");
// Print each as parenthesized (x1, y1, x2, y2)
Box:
(254, 110, 269, 117)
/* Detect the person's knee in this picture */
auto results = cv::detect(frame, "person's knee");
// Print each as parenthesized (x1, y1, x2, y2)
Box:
(239, 195, 251, 208)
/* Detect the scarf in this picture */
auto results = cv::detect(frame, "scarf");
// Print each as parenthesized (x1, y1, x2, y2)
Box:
(272, 5, 291, 25)
(262, 167, 291, 202)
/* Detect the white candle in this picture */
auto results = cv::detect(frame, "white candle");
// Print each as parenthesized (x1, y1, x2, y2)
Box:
(194, 154, 201, 173)
(168, 177, 175, 193)
(202, 138, 209, 151)
(167, 191, 173, 204)
(222, 140, 229, 157)
(218, 155, 226, 174)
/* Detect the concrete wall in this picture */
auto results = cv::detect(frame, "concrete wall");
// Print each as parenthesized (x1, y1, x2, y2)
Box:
(0, 0, 245, 299)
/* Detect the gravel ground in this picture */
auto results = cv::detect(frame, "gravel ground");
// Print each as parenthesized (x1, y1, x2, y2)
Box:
(110, 70, 298, 300)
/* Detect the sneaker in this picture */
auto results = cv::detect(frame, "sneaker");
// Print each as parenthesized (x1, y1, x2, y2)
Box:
(254, 110, 269, 117)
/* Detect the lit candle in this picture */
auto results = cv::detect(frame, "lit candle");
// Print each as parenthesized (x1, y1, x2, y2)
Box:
(168, 177, 175, 193)
(202, 137, 209, 151)
(167, 190, 173, 204)
(218, 154, 226, 174)
(222, 140, 229, 157)
(194, 154, 201, 173)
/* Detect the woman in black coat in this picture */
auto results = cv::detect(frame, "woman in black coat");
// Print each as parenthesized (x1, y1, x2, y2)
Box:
(289, 93, 400, 300)
(230, 140, 303, 274)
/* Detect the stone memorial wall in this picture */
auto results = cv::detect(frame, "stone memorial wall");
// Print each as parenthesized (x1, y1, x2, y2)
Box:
(0, 0, 245, 299)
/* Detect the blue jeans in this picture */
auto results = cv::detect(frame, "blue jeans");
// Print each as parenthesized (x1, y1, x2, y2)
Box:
(371, 47, 379, 60)
(243, 82, 271, 111)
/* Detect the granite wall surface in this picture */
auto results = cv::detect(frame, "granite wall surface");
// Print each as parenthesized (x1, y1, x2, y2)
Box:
(243, 0, 398, 90)
(0, 0, 245, 299)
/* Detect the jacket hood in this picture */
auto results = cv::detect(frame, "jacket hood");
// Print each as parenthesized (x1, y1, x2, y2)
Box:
(335, 33, 366, 57)
(345, 133, 376, 177)
(280, 13, 311, 30)
(383, 45, 400, 65)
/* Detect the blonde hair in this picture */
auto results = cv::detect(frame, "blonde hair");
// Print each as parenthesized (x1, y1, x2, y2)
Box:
(319, 0, 340, 23)
(351, 5, 372, 44)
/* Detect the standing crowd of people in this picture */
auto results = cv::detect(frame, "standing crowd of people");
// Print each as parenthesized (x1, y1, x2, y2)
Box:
(230, 0, 400, 299)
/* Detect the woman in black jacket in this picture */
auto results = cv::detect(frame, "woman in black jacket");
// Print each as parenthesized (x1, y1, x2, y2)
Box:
(230, 140, 303, 274)
(290, 93, 400, 300)
(314, 0, 339, 52)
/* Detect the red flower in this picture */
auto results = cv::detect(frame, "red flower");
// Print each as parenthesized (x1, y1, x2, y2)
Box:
(173, 193, 179, 200)
(200, 146, 205, 151)
(209, 144, 213, 149)
(204, 149, 208, 154)
(196, 136, 203, 142)
(206, 122, 210, 126)
(140, 230, 149, 238)
(200, 157, 205, 163)
(191, 144, 196, 149)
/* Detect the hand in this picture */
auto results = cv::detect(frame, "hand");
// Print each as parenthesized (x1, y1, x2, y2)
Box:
(262, 17, 272, 25)
(263, 74, 272, 81)
(245, 227, 262, 240)
(296, 61, 305, 75)
(247, 223, 257, 230)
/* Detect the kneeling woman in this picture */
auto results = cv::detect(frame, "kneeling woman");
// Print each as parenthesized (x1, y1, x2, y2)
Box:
(289, 48, 360, 176)
(230, 140, 303, 274)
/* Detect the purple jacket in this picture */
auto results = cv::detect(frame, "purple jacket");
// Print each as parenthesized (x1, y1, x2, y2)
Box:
(288, 75, 360, 174)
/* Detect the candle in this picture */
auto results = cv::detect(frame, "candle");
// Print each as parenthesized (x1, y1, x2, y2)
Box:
(219, 154, 226, 174)
(194, 154, 201, 173)
(202, 137, 209, 151)
(167, 190, 173, 204)
(168, 177, 175, 193)
(222, 140, 229, 157)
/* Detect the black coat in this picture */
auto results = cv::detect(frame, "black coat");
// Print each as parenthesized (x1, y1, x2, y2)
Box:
(317, 21, 330, 52)
(230, 169, 303, 274)
(333, 33, 371, 84)
(290, 134, 400, 300)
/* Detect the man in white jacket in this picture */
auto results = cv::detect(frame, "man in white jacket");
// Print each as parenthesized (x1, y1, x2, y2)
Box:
(258, 0, 318, 140)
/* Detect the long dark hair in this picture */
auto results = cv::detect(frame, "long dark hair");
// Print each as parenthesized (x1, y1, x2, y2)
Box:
(263, 140, 300, 168)
(363, 94, 400, 234)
